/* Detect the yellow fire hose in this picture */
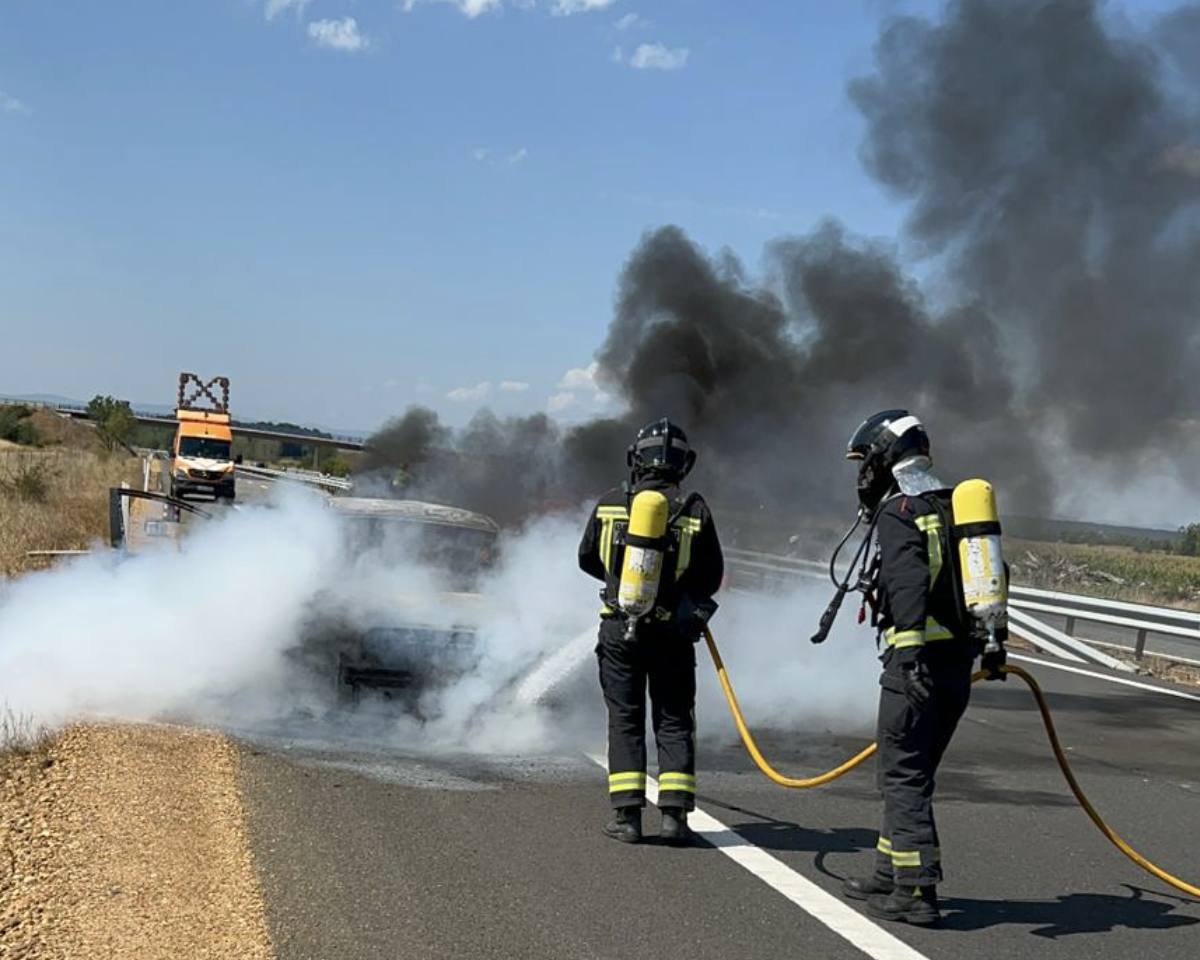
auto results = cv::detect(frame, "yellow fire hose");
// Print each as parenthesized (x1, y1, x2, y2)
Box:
(702, 627, 1200, 899)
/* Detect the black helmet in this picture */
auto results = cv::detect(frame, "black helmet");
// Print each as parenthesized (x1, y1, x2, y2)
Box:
(627, 417, 696, 483)
(846, 409, 930, 510)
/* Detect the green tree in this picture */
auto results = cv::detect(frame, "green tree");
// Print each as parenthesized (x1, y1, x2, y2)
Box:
(1180, 523, 1200, 558)
(322, 453, 353, 478)
(86, 395, 135, 452)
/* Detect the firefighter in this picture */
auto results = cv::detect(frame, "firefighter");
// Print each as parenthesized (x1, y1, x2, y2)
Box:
(578, 418, 724, 845)
(839, 410, 1006, 926)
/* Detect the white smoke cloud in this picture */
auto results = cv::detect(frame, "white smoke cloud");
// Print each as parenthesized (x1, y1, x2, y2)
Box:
(0, 490, 880, 757)
(0, 489, 341, 726)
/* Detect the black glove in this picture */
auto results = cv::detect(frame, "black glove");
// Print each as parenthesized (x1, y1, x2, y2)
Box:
(895, 648, 932, 707)
(981, 643, 1008, 681)
(672, 595, 718, 643)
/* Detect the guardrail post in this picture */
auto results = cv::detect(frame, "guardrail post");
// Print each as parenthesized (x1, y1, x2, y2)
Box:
(1064, 615, 1076, 636)
(1135, 628, 1148, 660)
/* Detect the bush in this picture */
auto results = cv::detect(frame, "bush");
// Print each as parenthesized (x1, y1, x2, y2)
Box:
(1181, 523, 1200, 558)
(0, 460, 54, 503)
(0, 405, 39, 446)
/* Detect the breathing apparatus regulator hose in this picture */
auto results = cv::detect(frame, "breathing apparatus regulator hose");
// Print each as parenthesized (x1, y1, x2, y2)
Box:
(702, 626, 1200, 899)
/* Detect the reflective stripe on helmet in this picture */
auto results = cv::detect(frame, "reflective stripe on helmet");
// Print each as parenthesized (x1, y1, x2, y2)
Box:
(887, 414, 923, 438)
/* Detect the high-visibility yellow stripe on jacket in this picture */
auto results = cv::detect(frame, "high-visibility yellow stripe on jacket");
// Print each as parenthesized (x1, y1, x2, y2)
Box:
(884, 619, 955, 649)
(884, 511, 952, 649)
(914, 514, 944, 586)
(597, 506, 629, 574)
(673, 517, 702, 579)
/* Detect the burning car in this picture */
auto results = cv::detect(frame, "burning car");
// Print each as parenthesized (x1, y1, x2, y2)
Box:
(298, 497, 500, 707)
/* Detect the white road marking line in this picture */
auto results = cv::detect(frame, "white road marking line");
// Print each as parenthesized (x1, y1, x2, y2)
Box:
(586, 753, 930, 960)
(1010, 653, 1200, 703)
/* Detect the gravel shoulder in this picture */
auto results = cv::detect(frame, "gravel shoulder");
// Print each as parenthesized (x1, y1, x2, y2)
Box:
(0, 723, 274, 960)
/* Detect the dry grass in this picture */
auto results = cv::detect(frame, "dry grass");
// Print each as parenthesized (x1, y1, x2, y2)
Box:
(1010, 538, 1200, 611)
(0, 706, 50, 758)
(0, 449, 142, 577)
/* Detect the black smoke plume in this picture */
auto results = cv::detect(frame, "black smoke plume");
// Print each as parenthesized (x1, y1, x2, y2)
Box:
(365, 0, 1200, 534)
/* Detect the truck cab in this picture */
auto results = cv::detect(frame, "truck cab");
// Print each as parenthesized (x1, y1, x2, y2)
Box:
(170, 409, 235, 501)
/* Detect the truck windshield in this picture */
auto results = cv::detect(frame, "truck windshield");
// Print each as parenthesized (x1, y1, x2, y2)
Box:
(179, 437, 231, 460)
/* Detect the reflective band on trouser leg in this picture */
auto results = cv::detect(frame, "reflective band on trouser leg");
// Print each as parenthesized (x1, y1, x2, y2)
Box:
(608, 771, 647, 798)
(875, 836, 894, 878)
(657, 771, 696, 805)
(891, 848, 939, 886)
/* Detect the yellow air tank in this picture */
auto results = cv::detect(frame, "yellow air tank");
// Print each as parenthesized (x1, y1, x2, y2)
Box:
(952, 479, 1007, 644)
(618, 490, 671, 629)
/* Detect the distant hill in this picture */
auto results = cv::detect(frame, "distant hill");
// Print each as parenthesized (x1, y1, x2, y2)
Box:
(1006, 515, 1180, 548)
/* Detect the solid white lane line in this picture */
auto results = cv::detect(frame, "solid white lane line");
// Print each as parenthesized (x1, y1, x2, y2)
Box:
(586, 754, 931, 960)
(1010, 653, 1200, 704)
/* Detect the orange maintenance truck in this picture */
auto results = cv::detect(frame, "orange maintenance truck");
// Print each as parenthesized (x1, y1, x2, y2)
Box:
(169, 373, 236, 501)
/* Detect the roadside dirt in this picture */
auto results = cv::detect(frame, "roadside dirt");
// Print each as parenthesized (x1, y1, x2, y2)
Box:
(0, 723, 273, 960)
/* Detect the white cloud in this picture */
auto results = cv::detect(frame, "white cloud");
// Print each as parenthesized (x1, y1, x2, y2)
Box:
(629, 42, 689, 71)
(614, 12, 640, 30)
(499, 380, 530, 393)
(611, 46, 624, 64)
(264, 0, 312, 21)
(404, 0, 614, 17)
(547, 392, 577, 414)
(473, 146, 528, 166)
(403, 0, 503, 17)
(550, 361, 617, 417)
(0, 92, 29, 115)
(307, 17, 370, 52)
(551, 0, 618, 15)
(557, 362, 600, 391)
(447, 381, 493, 402)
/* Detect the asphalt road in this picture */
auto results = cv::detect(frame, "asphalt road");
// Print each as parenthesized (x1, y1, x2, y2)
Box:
(236, 652, 1200, 960)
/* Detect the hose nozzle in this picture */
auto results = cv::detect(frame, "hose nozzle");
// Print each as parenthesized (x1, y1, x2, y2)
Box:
(810, 583, 849, 644)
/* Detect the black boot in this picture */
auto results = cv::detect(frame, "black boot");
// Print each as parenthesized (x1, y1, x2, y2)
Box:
(659, 807, 691, 845)
(867, 885, 941, 927)
(603, 806, 642, 844)
(842, 874, 895, 901)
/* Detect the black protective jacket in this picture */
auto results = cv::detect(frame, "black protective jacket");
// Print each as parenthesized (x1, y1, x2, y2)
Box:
(875, 491, 975, 668)
(578, 478, 723, 620)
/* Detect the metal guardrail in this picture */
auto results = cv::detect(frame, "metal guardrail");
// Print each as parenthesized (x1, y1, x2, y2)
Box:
(723, 547, 1200, 671)
(235, 463, 352, 491)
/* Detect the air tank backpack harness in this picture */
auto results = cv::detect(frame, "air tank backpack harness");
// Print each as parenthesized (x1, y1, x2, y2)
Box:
(700, 476, 1200, 899)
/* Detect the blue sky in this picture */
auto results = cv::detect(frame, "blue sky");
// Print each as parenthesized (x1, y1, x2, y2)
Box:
(0, 0, 1174, 431)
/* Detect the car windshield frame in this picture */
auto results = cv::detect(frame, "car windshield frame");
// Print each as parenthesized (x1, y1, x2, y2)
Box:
(341, 516, 497, 579)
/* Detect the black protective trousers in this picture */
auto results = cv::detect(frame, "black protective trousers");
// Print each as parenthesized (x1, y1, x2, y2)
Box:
(596, 618, 697, 811)
(873, 655, 972, 887)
